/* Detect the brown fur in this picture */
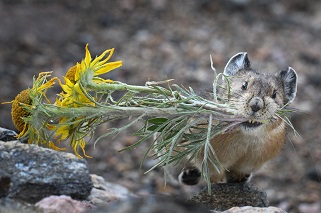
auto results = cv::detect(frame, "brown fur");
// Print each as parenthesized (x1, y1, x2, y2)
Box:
(197, 118, 286, 183)
(168, 52, 297, 185)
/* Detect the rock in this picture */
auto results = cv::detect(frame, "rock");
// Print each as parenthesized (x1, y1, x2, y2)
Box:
(87, 175, 209, 213)
(0, 127, 18, 141)
(0, 169, 11, 197)
(1, 174, 135, 213)
(90, 196, 211, 213)
(86, 176, 285, 213)
(219, 206, 287, 213)
(0, 140, 93, 203)
(35, 195, 93, 213)
(188, 183, 268, 211)
(87, 174, 136, 205)
(0, 198, 39, 213)
(298, 202, 321, 213)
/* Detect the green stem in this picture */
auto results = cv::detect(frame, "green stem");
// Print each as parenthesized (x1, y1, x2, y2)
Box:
(40, 103, 239, 124)
(87, 81, 236, 114)
(87, 81, 172, 96)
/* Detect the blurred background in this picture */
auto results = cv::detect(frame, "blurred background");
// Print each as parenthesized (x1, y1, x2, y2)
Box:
(0, 1, 320, 212)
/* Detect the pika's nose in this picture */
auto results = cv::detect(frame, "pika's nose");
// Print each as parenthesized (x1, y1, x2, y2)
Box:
(249, 97, 263, 112)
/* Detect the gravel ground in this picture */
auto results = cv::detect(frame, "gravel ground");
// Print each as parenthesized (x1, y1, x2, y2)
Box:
(0, 1, 321, 212)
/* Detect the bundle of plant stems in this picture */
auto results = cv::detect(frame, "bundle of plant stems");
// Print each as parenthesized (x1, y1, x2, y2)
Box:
(8, 45, 294, 189)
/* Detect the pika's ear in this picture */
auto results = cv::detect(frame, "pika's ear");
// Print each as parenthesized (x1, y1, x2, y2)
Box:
(223, 52, 251, 76)
(278, 67, 298, 103)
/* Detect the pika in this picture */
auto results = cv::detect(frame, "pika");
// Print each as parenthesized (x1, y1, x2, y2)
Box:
(168, 52, 298, 185)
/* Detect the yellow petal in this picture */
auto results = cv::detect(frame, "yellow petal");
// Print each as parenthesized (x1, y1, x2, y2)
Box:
(55, 97, 63, 106)
(75, 62, 81, 81)
(61, 77, 74, 93)
(73, 139, 92, 158)
(49, 141, 66, 151)
(92, 77, 114, 84)
(55, 119, 70, 140)
(94, 61, 122, 76)
(37, 77, 56, 92)
(46, 124, 56, 131)
(71, 139, 83, 158)
(91, 48, 114, 67)
(84, 44, 92, 68)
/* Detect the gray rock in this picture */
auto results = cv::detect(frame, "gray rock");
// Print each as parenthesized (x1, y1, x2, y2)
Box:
(0, 198, 40, 213)
(0, 140, 93, 203)
(188, 183, 268, 211)
(218, 206, 287, 213)
(0, 169, 11, 197)
(87, 174, 136, 205)
(87, 175, 209, 213)
(91, 196, 211, 213)
(0, 127, 17, 142)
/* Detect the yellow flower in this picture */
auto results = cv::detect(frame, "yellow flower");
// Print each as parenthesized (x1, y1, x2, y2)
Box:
(54, 117, 70, 141)
(77, 44, 122, 82)
(56, 44, 122, 108)
(11, 89, 32, 133)
(54, 117, 92, 158)
(53, 45, 122, 157)
(7, 72, 59, 146)
(5, 45, 123, 158)
(57, 76, 94, 107)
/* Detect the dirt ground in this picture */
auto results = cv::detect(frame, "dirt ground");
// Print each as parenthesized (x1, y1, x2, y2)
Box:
(0, 1, 321, 212)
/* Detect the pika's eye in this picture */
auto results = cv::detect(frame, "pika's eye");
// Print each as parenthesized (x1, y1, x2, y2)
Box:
(241, 81, 248, 90)
(271, 89, 277, 99)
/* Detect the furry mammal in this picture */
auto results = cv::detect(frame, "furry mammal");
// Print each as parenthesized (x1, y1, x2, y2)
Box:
(168, 52, 298, 185)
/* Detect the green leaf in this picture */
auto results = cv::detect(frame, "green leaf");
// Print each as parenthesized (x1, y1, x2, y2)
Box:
(148, 117, 168, 125)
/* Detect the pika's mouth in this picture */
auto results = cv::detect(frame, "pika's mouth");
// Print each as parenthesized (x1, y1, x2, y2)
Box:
(241, 120, 263, 128)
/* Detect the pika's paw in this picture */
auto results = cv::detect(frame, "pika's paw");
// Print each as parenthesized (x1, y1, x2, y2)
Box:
(178, 168, 201, 185)
(226, 172, 251, 183)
